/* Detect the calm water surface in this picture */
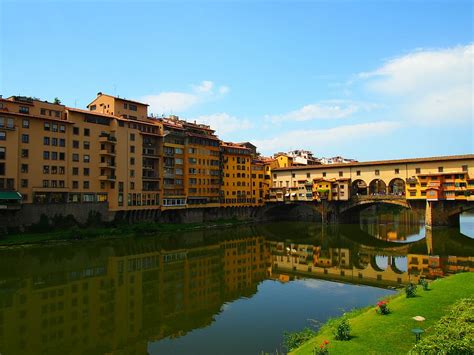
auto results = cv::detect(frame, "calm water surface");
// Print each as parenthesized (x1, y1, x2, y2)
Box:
(0, 208, 473, 355)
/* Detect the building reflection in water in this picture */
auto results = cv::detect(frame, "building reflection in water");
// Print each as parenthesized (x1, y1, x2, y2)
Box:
(0, 222, 472, 354)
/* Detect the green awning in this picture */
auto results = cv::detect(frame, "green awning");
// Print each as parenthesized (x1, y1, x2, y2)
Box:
(0, 192, 22, 200)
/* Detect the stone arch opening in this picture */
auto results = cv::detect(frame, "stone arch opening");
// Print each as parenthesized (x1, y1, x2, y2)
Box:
(352, 179, 368, 195)
(389, 178, 405, 195)
(369, 179, 387, 195)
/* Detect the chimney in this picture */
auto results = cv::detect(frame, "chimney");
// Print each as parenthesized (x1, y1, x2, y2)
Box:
(97, 92, 102, 97)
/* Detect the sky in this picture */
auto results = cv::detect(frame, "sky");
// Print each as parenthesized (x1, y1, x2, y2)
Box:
(1, 0, 473, 160)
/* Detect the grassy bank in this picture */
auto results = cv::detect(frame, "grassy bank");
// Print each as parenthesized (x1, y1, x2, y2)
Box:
(292, 272, 474, 354)
(0, 218, 250, 246)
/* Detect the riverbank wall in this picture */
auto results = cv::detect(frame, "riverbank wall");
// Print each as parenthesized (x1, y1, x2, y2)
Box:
(0, 203, 270, 234)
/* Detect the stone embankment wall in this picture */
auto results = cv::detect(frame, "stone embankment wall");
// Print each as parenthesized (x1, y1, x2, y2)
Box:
(0, 203, 270, 233)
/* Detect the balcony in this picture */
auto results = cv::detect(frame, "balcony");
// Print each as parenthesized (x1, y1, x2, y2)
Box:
(99, 162, 116, 169)
(142, 173, 160, 181)
(99, 134, 117, 144)
(100, 149, 116, 156)
(99, 175, 116, 181)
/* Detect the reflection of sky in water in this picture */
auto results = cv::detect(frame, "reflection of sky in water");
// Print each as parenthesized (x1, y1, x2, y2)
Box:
(460, 212, 474, 239)
(375, 255, 408, 272)
(150, 279, 394, 355)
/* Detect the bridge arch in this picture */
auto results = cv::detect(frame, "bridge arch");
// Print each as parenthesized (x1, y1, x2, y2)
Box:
(369, 179, 387, 195)
(388, 178, 405, 195)
(352, 179, 368, 195)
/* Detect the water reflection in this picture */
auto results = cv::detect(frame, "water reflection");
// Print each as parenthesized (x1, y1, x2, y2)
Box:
(0, 217, 472, 355)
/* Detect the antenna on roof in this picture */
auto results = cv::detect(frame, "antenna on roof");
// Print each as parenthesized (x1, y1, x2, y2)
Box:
(113, 84, 117, 96)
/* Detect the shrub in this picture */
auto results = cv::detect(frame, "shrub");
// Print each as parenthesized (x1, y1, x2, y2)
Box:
(419, 279, 429, 291)
(405, 283, 417, 298)
(315, 340, 330, 355)
(282, 327, 316, 352)
(410, 298, 474, 354)
(334, 319, 351, 341)
(376, 300, 390, 315)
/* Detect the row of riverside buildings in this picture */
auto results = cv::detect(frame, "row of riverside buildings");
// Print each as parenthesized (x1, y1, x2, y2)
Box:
(0, 93, 271, 212)
(1, 92, 473, 216)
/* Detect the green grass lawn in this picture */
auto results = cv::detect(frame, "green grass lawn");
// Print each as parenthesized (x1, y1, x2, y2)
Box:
(292, 272, 474, 355)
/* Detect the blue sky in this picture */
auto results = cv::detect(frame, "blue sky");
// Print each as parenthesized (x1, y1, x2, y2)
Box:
(1, 0, 472, 160)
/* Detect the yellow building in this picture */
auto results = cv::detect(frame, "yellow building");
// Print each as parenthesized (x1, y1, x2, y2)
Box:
(220, 142, 253, 206)
(182, 120, 221, 207)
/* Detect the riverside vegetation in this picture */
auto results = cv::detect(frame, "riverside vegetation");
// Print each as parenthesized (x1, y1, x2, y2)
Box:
(0, 212, 248, 246)
(287, 273, 474, 354)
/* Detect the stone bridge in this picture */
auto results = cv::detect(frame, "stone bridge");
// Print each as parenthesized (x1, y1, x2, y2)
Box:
(263, 196, 474, 228)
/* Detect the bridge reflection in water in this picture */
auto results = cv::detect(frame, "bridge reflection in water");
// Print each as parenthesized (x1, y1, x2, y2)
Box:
(0, 220, 472, 355)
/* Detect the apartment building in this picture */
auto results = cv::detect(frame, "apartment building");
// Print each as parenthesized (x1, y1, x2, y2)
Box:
(220, 143, 253, 206)
(182, 120, 221, 207)
(0, 92, 271, 217)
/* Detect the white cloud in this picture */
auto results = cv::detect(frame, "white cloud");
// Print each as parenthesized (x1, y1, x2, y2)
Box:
(253, 121, 401, 155)
(141, 92, 198, 113)
(193, 80, 214, 93)
(141, 80, 229, 115)
(361, 44, 474, 123)
(191, 112, 253, 136)
(267, 100, 377, 123)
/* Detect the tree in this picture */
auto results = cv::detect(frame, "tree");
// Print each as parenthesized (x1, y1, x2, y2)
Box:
(53, 97, 62, 105)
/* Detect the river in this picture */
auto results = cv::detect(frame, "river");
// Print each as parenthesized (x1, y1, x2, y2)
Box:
(0, 208, 473, 354)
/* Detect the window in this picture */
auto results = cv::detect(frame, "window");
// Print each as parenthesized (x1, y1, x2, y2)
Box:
(339, 171, 343, 177)
(21, 164, 28, 173)
(52, 123, 58, 132)
(51, 152, 58, 160)
(72, 167, 79, 175)
(59, 124, 65, 133)
(395, 168, 399, 174)
(83, 155, 90, 163)
(0, 147, 5, 160)
(43, 151, 50, 160)
(130, 146, 135, 153)
(22, 119, 29, 128)
(73, 127, 79, 135)
(83, 141, 90, 150)
(59, 152, 65, 160)
(124, 103, 128, 109)
(356, 170, 361, 176)
(322, 172, 326, 177)
(462, 165, 468, 172)
(130, 170, 135, 177)
(129, 104, 137, 111)
(130, 181, 135, 190)
(72, 181, 79, 189)
(52, 138, 58, 146)
(84, 128, 90, 136)
(43, 180, 49, 188)
(130, 133, 135, 141)
(72, 153, 79, 162)
(292, 173, 295, 178)
(0, 132, 5, 140)
(19, 106, 29, 114)
(83, 181, 90, 189)
(21, 149, 28, 158)
(130, 157, 135, 165)
(59, 138, 65, 147)
(73, 140, 79, 148)
(83, 168, 89, 176)
(21, 134, 29, 143)
(43, 137, 50, 145)
(21, 179, 28, 188)
(375, 169, 380, 176)
(59, 166, 65, 174)
(438, 166, 443, 172)
(416, 168, 421, 174)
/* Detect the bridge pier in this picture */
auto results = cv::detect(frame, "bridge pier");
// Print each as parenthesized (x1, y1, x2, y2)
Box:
(425, 200, 460, 229)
